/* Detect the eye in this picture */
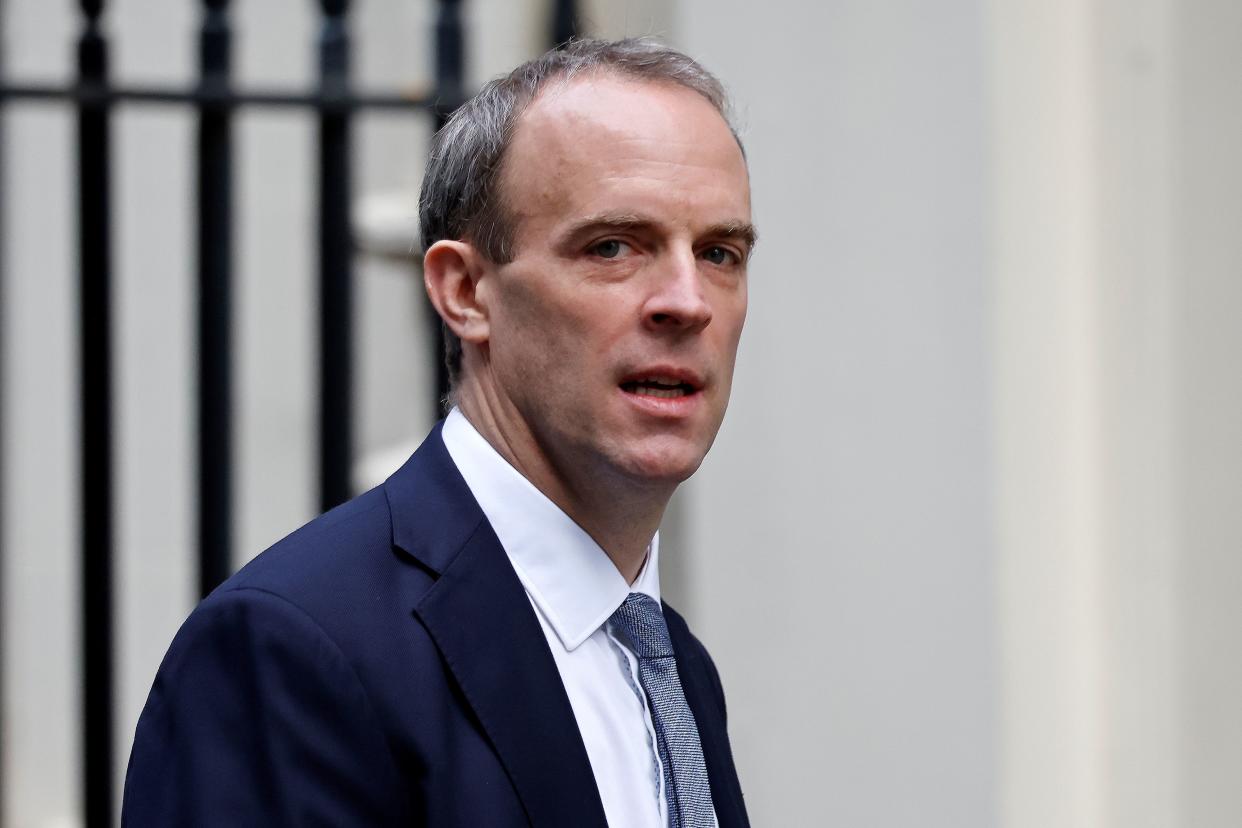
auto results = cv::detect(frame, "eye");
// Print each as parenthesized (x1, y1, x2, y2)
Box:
(701, 245, 739, 266)
(591, 239, 629, 259)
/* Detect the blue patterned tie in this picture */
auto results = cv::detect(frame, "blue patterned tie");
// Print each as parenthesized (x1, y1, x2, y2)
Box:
(610, 593, 715, 828)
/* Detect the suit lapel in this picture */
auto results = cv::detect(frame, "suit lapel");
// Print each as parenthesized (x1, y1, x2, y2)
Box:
(386, 426, 609, 828)
(666, 606, 751, 828)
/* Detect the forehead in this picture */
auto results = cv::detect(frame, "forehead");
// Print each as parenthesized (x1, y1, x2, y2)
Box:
(500, 74, 751, 233)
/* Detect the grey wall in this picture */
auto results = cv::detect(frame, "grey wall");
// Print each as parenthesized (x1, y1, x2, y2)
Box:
(671, 2, 996, 825)
(1177, 1, 1242, 824)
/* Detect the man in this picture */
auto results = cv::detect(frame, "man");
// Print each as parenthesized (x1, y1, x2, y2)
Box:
(124, 38, 755, 827)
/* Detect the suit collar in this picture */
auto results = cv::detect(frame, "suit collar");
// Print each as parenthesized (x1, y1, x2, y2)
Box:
(383, 420, 482, 576)
(383, 423, 610, 828)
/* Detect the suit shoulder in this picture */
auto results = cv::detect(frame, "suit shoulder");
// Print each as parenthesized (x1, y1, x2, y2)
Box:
(211, 485, 430, 626)
(125, 583, 413, 825)
(238, 485, 391, 574)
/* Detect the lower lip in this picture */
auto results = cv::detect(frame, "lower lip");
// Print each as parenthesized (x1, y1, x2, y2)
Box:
(618, 387, 703, 417)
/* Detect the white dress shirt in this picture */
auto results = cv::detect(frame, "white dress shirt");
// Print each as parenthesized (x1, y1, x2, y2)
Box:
(441, 408, 671, 827)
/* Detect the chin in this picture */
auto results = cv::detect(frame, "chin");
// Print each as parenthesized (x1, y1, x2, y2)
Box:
(616, 443, 707, 487)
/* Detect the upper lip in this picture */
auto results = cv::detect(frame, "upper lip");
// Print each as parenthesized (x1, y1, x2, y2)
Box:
(617, 366, 706, 391)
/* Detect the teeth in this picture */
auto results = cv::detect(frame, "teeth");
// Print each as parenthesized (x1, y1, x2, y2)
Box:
(634, 386, 686, 399)
(621, 374, 696, 398)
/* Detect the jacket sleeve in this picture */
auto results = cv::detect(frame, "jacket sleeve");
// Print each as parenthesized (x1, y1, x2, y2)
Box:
(122, 586, 412, 827)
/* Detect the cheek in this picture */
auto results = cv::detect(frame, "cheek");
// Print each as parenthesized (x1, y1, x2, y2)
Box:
(714, 291, 748, 357)
(492, 282, 591, 387)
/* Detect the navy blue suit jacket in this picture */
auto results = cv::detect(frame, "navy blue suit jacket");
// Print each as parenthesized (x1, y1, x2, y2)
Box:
(123, 424, 750, 826)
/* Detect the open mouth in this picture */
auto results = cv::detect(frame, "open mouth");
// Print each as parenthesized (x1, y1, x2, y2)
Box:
(619, 377, 699, 399)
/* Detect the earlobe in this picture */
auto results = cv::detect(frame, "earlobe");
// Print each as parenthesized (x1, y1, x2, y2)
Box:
(423, 240, 491, 345)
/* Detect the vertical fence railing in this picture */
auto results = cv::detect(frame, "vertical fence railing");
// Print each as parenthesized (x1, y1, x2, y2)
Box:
(0, 1, 582, 823)
(551, 0, 579, 46)
(317, 0, 354, 513)
(429, 0, 464, 417)
(76, 2, 116, 825)
(0, 0, 7, 819)
(197, 0, 234, 598)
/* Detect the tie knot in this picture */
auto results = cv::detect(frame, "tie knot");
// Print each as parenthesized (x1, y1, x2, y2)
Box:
(610, 593, 674, 659)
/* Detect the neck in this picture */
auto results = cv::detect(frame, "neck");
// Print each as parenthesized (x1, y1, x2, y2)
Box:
(455, 384, 671, 584)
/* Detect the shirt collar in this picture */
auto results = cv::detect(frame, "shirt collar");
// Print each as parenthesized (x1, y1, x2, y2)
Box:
(440, 408, 661, 651)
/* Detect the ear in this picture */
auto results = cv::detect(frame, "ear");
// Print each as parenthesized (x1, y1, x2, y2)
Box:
(423, 240, 492, 346)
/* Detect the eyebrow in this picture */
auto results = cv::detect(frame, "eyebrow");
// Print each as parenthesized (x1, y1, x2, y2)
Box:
(706, 220, 759, 252)
(561, 212, 759, 253)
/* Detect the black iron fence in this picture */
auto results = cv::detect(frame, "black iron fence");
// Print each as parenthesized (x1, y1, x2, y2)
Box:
(0, 0, 580, 824)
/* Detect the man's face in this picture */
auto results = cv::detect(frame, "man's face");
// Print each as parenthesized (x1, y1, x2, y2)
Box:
(475, 74, 752, 492)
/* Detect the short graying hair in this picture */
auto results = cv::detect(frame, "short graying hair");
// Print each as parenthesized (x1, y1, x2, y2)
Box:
(418, 37, 740, 386)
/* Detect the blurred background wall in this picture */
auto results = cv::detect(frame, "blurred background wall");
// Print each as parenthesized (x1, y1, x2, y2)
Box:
(1, 1, 1239, 826)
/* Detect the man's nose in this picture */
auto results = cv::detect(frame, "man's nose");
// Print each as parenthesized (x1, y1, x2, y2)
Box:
(642, 251, 713, 334)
